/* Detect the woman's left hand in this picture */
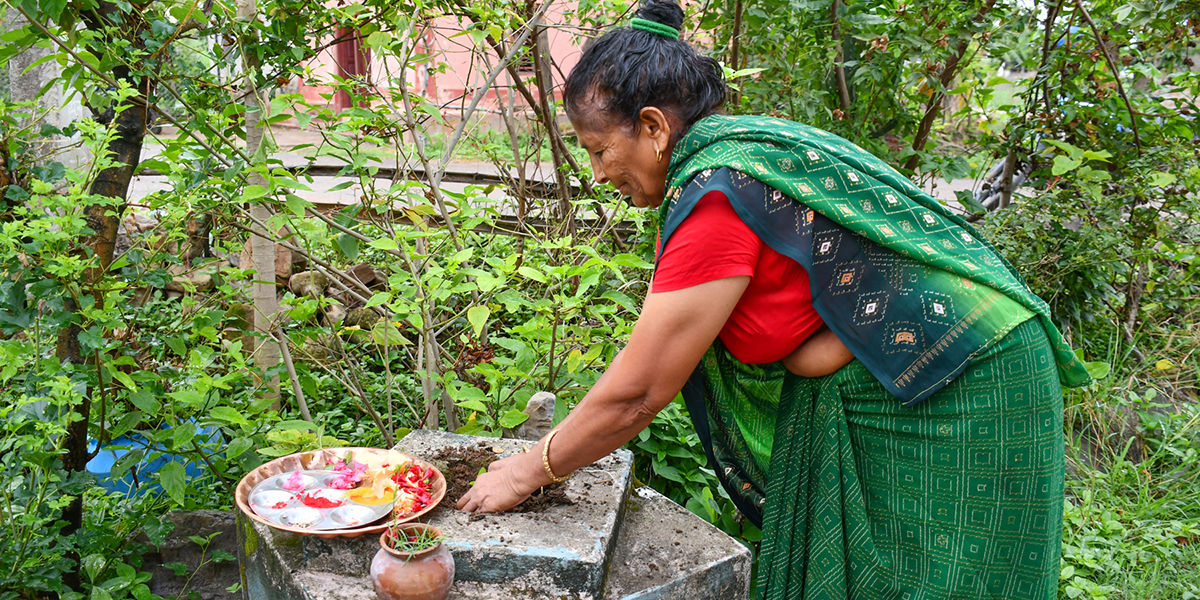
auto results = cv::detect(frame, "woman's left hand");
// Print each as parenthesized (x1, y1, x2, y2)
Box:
(456, 452, 544, 513)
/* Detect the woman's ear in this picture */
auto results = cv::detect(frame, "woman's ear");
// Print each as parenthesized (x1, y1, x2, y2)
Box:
(638, 107, 673, 152)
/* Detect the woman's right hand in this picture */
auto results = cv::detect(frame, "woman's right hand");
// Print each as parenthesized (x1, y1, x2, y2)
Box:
(456, 451, 547, 513)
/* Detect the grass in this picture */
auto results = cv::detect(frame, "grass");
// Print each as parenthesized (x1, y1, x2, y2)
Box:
(1060, 384, 1200, 599)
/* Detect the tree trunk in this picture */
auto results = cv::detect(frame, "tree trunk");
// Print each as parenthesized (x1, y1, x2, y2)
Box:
(997, 148, 1018, 209)
(58, 3, 149, 592)
(729, 0, 743, 107)
(531, 24, 574, 237)
(239, 0, 281, 400)
(1120, 258, 1149, 363)
(831, 0, 851, 112)
(462, 4, 625, 249)
(903, 0, 996, 172)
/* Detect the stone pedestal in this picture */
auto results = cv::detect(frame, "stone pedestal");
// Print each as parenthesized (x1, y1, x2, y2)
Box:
(240, 431, 751, 600)
(398, 431, 632, 596)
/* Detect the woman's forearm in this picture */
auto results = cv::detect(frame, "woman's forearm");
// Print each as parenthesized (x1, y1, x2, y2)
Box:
(461, 277, 750, 512)
(511, 350, 665, 485)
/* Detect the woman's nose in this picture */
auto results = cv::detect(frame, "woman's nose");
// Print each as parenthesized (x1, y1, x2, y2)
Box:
(589, 157, 608, 184)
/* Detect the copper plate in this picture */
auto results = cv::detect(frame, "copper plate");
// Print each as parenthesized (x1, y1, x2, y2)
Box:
(234, 447, 446, 539)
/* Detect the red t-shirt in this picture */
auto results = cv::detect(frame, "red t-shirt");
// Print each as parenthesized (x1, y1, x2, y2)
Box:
(652, 190, 825, 364)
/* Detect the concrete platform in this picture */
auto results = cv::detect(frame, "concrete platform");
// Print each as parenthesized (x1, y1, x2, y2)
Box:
(397, 430, 633, 597)
(602, 487, 751, 600)
(239, 431, 752, 600)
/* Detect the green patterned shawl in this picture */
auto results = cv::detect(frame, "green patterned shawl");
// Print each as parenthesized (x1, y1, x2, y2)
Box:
(662, 115, 1091, 398)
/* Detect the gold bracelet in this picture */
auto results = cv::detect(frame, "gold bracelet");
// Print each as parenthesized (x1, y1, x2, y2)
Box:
(541, 429, 571, 484)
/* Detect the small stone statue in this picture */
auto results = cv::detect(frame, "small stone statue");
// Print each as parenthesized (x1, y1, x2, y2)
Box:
(516, 391, 556, 440)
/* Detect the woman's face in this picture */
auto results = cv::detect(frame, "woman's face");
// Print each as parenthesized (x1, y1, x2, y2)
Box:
(573, 107, 674, 208)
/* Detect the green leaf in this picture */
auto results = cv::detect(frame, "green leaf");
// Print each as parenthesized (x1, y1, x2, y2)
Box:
(163, 561, 189, 577)
(241, 185, 268, 201)
(173, 421, 197, 451)
(1044, 139, 1083, 158)
(109, 369, 136, 391)
(41, 0, 68, 20)
(82, 553, 106, 583)
(1084, 361, 1111, 380)
(275, 420, 317, 431)
(456, 399, 490, 413)
(210, 406, 248, 425)
(654, 464, 684, 482)
(110, 448, 144, 480)
(128, 583, 154, 600)
(456, 417, 486, 436)
(365, 292, 392, 308)
(294, 111, 313, 130)
(109, 411, 144, 439)
(406, 313, 424, 329)
(368, 238, 398, 251)
(365, 31, 392, 48)
(1081, 149, 1113, 162)
(1149, 172, 1177, 187)
(371, 320, 410, 346)
(954, 190, 987, 216)
(947, 82, 972, 95)
(258, 446, 296, 457)
(729, 67, 765, 79)
(611, 254, 653, 269)
(499, 409, 529, 429)
(247, 395, 276, 415)
(1052, 155, 1083, 176)
(466, 305, 489, 338)
(741, 522, 763, 542)
(225, 437, 254, 459)
(169, 389, 204, 407)
(159, 462, 187, 505)
(78, 326, 105, 353)
(335, 234, 360, 261)
(129, 389, 160, 414)
(450, 247, 473, 264)
(283, 194, 311, 219)
(166, 337, 187, 357)
(516, 266, 547, 283)
(554, 395, 569, 426)
(418, 101, 444, 123)
(475, 273, 504, 293)
(1078, 167, 1111, 181)
(685, 497, 710, 521)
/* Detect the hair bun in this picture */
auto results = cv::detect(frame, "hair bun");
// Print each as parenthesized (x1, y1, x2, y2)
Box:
(635, 0, 685, 32)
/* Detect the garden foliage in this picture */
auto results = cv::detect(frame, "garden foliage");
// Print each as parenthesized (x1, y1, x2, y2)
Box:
(0, 0, 1197, 597)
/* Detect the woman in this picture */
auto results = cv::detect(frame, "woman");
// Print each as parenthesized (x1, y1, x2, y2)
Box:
(458, 1, 1092, 598)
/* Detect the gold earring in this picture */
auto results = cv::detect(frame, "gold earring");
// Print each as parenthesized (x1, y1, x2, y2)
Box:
(656, 149, 663, 163)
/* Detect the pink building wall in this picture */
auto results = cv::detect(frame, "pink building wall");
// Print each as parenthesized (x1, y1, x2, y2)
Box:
(295, 4, 584, 127)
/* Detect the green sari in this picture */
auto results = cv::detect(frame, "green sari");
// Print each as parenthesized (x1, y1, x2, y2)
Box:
(660, 116, 1090, 599)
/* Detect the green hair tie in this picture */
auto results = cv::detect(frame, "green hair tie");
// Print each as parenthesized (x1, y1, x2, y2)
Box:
(630, 17, 680, 40)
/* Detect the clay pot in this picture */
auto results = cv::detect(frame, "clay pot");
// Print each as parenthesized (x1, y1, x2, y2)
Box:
(370, 523, 454, 600)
